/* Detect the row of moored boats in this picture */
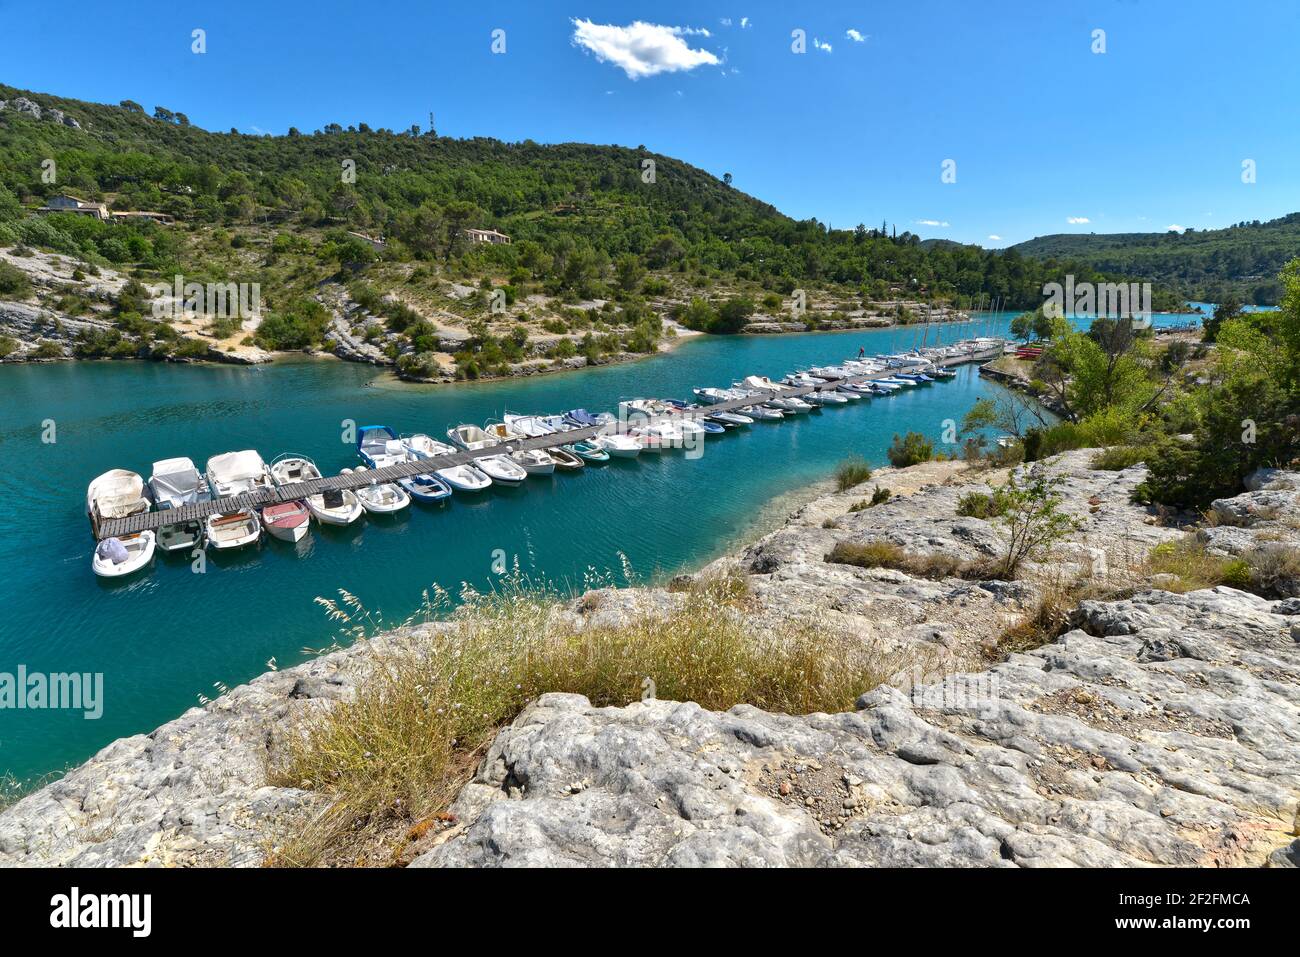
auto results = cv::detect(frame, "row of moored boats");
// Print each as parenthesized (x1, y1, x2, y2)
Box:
(85, 347, 963, 578)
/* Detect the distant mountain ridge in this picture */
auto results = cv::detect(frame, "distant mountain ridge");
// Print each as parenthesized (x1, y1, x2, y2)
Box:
(1010, 214, 1300, 305)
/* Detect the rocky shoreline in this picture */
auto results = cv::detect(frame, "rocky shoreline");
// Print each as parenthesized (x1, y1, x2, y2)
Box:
(1, 452, 1297, 867)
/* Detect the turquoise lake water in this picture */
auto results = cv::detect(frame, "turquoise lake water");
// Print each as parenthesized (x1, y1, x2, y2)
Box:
(0, 311, 1197, 785)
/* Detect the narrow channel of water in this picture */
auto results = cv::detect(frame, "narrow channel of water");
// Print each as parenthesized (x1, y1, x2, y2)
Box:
(0, 313, 1185, 784)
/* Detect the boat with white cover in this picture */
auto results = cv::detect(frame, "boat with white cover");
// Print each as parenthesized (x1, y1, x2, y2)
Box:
(86, 469, 151, 528)
(148, 458, 209, 508)
(92, 531, 156, 578)
(205, 450, 273, 498)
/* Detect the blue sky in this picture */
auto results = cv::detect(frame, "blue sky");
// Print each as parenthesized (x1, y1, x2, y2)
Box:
(2, 0, 1297, 246)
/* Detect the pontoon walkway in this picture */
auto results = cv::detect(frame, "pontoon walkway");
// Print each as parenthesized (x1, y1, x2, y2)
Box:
(95, 346, 1003, 539)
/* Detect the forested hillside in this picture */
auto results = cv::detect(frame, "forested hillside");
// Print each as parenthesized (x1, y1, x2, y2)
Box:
(1, 83, 1160, 310)
(1011, 215, 1300, 305)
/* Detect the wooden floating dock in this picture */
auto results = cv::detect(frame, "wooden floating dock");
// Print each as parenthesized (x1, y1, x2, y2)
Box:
(96, 346, 1004, 539)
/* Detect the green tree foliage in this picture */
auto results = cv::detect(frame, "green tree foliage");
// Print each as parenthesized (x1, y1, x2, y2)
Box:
(887, 431, 934, 468)
(989, 465, 1081, 579)
(0, 82, 1170, 308)
(1137, 258, 1300, 507)
(1035, 317, 1173, 422)
(1011, 215, 1300, 305)
(1009, 306, 1054, 341)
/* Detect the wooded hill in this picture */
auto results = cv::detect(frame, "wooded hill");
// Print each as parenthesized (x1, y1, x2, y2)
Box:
(1010, 214, 1300, 305)
(1, 83, 1173, 310)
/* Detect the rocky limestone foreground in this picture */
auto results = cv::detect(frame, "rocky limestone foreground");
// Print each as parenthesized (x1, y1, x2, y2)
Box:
(415, 588, 1300, 867)
(1, 457, 1297, 867)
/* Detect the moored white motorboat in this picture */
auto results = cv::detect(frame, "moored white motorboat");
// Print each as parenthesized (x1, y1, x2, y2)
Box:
(345, 466, 412, 514)
(474, 454, 528, 484)
(706, 410, 754, 428)
(741, 403, 784, 421)
(766, 394, 813, 413)
(92, 531, 156, 578)
(693, 387, 735, 405)
(502, 414, 556, 438)
(485, 421, 527, 443)
(447, 424, 501, 451)
(511, 448, 556, 475)
(403, 434, 493, 492)
(260, 501, 311, 542)
(591, 433, 641, 458)
(205, 509, 262, 550)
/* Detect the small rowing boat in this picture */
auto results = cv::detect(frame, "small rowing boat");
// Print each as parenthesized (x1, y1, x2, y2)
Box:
(92, 531, 156, 578)
(260, 500, 311, 542)
(566, 440, 610, 463)
(205, 509, 262, 550)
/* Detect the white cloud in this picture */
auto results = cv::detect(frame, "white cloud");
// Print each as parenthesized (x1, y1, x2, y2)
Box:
(1067, 216, 1091, 224)
(813, 37, 832, 53)
(740, 17, 751, 29)
(846, 29, 866, 42)
(1166, 223, 1186, 232)
(916, 219, 950, 228)
(571, 19, 721, 79)
(720, 18, 732, 27)
(987, 234, 1002, 241)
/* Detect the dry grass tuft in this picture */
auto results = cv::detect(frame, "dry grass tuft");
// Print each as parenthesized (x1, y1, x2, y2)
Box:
(1144, 538, 1252, 592)
(266, 573, 897, 867)
(825, 540, 996, 581)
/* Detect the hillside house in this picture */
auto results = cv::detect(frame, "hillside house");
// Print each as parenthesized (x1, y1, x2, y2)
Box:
(464, 228, 511, 245)
(38, 195, 110, 221)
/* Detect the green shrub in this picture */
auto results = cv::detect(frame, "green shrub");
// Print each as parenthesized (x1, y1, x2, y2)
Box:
(887, 431, 933, 468)
(1090, 446, 1147, 471)
(826, 540, 991, 580)
(1242, 546, 1300, 598)
(0, 336, 17, 358)
(1146, 539, 1253, 593)
(1136, 377, 1300, 509)
(835, 457, 873, 491)
(255, 300, 329, 350)
(0, 261, 32, 299)
(956, 491, 1006, 519)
